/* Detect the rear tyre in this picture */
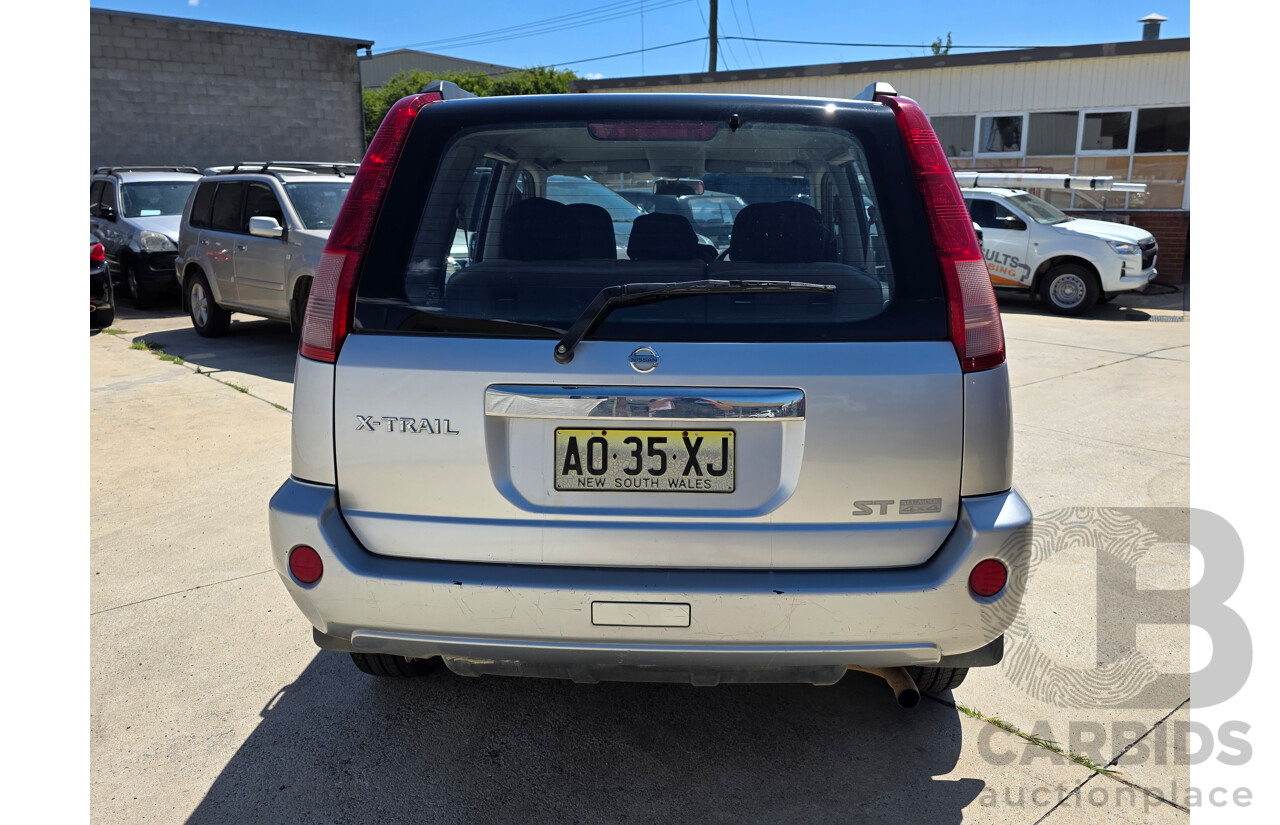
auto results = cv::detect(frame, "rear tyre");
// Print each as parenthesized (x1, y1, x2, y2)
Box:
(289, 277, 312, 337)
(127, 259, 157, 310)
(1039, 264, 1100, 316)
(906, 666, 969, 695)
(349, 652, 440, 678)
(90, 305, 115, 329)
(187, 271, 231, 337)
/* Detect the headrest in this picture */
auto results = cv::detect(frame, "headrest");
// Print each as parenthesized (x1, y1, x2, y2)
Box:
(566, 203, 617, 259)
(502, 197, 574, 260)
(627, 211, 700, 261)
(727, 201, 831, 263)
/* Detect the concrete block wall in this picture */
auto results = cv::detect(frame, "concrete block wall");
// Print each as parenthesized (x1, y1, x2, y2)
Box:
(90, 10, 368, 170)
(1063, 210, 1190, 287)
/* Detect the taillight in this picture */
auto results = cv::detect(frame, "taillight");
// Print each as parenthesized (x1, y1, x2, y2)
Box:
(876, 93, 1005, 373)
(299, 91, 443, 362)
(90, 242, 105, 264)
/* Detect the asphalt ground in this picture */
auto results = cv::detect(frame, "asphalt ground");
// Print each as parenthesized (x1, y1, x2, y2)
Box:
(91, 288, 1190, 824)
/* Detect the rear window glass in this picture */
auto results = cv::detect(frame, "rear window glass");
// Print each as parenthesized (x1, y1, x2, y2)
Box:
(189, 182, 216, 228)
(284, 181, 352, 230)
(356, 112, 945, 344)
(210, 183, 245, 232)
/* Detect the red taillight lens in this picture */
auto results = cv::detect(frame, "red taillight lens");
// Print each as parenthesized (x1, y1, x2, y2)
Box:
(288, 545, 323, 584)
(299, 91, 443, 363)
(969, 559, 1008, 597)
(876, 93, 1005, 373)
(90, 242, 105, 264)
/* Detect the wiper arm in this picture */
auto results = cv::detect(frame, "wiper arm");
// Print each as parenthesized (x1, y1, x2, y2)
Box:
(553, 280, 836, 364)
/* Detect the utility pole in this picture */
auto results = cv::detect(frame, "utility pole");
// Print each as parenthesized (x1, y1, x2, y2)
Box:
(708, 0, 718, 73)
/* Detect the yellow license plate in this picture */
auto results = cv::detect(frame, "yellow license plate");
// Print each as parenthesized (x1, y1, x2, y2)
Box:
(554, 428, 735, 493)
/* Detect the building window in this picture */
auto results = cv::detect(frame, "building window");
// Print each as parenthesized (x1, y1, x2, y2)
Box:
(1080, 111, 1133, 153)
(979, 115, 1023, 154)
(1027, 111, 1078, 155)
(931, 115, 974, 157)
(1135, 107, 1190, 153)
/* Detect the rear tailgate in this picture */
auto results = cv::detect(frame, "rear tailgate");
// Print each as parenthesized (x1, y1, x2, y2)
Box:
(334, 336, 962, 568)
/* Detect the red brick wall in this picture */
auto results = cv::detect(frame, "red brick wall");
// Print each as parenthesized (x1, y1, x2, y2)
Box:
(1063, 210, 1189, 286)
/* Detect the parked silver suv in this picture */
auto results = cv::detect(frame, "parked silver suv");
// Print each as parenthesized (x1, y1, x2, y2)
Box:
(174, 162, 355, 337)
(270, 83, 1031, 700)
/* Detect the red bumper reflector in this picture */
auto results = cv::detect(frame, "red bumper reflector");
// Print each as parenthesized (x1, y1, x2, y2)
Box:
(969, 559, 1008, 597)
(289, 545, 323, 584)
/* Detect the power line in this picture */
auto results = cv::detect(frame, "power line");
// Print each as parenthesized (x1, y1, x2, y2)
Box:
(553, 36, 708, 69)
(376, 0, 692, 53)
(742, 0, 766, 67)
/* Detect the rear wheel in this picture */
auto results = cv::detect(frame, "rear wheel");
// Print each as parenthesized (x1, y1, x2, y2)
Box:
(187, 271, 231, 337)
(1039, 264, 1099, 316)
(350, 652, 440, 677)
(906, 666, 969, 695)
(90, 304, 115, 329)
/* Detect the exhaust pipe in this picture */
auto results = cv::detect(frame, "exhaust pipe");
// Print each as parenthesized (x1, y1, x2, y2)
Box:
(849, 665, 921, 708)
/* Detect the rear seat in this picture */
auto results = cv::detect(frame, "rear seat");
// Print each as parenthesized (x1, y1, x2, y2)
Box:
(445, 197, 884, 322)
(446, 199, 706, 316)
(709, 201, 888, 313)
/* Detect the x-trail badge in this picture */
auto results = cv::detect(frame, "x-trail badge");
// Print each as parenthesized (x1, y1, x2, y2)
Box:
(629, 347, 660, 373)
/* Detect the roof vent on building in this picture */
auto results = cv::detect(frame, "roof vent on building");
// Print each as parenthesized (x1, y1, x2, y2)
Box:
(1139, 13, 1168, 41)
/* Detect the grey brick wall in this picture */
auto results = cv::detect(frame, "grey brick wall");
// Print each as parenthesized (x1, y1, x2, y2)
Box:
(90, 10, 368, 170)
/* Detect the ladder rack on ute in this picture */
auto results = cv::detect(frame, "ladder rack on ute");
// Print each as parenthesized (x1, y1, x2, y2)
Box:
(954, 172, 1147, 193)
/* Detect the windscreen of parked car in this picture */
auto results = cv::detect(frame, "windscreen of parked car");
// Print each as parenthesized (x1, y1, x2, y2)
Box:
(356, 115, 947, 343)
(120, 182, 196, 218)
(1008, 193, 1071, 225)
(284, 182, 353, 231)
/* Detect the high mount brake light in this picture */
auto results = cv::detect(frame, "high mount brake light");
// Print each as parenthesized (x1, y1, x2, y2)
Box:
(876, 93, 1005, 373)
(299, 91, 443, 363)
(90, 243, 105, 264)
(588, 122, 720, 141)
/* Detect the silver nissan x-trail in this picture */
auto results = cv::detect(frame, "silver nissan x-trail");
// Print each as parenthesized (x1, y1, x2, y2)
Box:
(269, 81, 1032, 702)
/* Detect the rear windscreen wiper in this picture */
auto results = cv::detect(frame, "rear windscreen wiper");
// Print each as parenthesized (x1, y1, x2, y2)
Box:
(553, 280, 837, 364)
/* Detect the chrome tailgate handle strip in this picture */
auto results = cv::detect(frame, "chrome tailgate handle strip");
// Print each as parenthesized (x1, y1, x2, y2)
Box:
(485, 386, 805, 421)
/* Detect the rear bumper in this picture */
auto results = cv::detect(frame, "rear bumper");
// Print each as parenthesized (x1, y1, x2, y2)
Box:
(269, 479, 1032, 681)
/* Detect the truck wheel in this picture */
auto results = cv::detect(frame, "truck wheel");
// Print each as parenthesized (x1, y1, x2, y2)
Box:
(188, 272, 231, 337)
(906, 666, 968, 695)
(349, 652, 440, 677)
(1039, 264, 1099, 316)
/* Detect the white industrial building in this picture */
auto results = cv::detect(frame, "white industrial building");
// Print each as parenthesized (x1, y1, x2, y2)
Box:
(572, 35, 1190, 284)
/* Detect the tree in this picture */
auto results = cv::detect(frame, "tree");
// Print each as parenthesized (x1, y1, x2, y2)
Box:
(363, 67, 579, 142)
(931, 32, 953, 56)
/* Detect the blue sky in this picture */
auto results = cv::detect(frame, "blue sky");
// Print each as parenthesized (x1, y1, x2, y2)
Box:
(90, 0, 1191, 79)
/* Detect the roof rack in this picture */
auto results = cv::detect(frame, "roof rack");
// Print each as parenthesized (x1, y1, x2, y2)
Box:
(202, 161, 361, 180)
(94, 166, 201, 175)
(954, 172, 1147, 193)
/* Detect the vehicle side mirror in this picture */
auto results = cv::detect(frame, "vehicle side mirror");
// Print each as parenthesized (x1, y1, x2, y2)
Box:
(249, 216, 285, 239)
(99, 204, 116, 221)
(1001, 216, 1027, 231)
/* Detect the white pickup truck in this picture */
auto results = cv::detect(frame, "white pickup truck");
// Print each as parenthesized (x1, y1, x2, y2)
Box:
(962, 187, 1158, 315)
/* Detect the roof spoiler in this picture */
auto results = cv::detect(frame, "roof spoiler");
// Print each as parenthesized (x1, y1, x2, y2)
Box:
(854, 82, 897, 101)
(419, 80, 477, 100)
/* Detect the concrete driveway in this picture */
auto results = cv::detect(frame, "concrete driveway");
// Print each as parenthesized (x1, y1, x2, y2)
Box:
(91, 291, 1190, 823)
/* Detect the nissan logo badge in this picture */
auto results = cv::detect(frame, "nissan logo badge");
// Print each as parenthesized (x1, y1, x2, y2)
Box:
(629, 347, 660, 373)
